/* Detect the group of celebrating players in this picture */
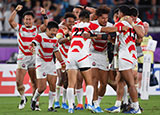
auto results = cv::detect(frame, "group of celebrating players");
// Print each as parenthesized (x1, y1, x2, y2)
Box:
(8, 3, 147, 114)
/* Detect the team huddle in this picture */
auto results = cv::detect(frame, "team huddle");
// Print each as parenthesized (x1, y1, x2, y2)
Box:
(8, 4, 147, 114)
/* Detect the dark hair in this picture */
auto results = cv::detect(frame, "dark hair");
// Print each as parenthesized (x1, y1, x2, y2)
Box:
(11, 4, 16, 9)
(74, 6, 83, 11)
(113, 8, 119, 15)
(130, 7, 139, 17)
(23, 11, 35, 18)
(64, 12, 77, 20)
(79, 10, 90, 19)
(118, 5, 130, 16)
(47, 21, 59, 30)
(96, 5, 110, 17)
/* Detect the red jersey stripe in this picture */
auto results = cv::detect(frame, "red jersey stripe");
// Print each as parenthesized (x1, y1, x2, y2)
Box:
(121, 58, 133, 64)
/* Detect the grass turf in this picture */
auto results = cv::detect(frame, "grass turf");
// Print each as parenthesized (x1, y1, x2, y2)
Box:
(0, 95, 160, 115)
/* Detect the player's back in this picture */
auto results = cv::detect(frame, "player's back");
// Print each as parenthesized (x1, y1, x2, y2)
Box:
(69, 21, 102, 54)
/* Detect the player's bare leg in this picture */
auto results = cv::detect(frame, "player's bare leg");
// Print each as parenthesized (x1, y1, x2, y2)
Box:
(97, 70, 108, 106)
(16, 68, 27, 109)
(120, 69, 140, 112)
(107, 70, 117, 91)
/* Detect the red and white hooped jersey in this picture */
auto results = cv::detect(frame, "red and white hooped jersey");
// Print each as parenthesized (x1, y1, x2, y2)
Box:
(15, 24, 41, 56)
(32, 33, 58, 62)
(56, 29, 70, 59)
(90, 20, 113, 53)
(69, 21, 102, 54)
(134, 17, 144, 28)
(115, 20, 137, 63)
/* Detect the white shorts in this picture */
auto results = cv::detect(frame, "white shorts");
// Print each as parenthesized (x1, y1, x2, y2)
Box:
(56, 58, 67, 70)
(17, 54, 35, 70)
(118, 58, 135, 71)
(90, 52, 109, 71)
(36, 56, 57, 79)
(66, 52, 91, 70)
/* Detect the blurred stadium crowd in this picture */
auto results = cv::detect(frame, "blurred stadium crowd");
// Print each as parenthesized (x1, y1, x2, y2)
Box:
(0, 0, 160, 34)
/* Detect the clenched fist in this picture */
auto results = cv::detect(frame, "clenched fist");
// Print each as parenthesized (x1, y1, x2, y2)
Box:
(41, 7, 46, 15)
(15, 5, 23, 11)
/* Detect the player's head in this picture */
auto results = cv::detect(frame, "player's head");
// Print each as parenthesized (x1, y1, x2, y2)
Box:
(96, 5, 110, 26)
(130, 7, 139, 22)
(79, 10, 90, 22)
(118, 5, 130, 18)
(10, 4, 16, 12)
(73, 6, 83, 20)
(46, 21, 59, 37)
(23, 11, 35, 28)
(64, 12, 76, 30)
(143, 22, 149, 35)
(113, 8, 119, 23)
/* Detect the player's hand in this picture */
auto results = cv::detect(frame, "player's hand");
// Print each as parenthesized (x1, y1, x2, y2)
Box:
(122, 26, 129, 31)
(28, 45, 35, 53)
(15, 5, 23, 11)
(41, 7, 46, 15)
(123, 16, 133, 25)
(61, 64, 66, 72)
(82, 33, 91, 38)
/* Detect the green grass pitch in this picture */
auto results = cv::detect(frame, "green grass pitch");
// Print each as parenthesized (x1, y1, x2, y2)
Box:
(0, 95, 160, 115)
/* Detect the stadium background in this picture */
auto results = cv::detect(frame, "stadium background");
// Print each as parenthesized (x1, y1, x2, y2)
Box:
(0, 0, 160, 114)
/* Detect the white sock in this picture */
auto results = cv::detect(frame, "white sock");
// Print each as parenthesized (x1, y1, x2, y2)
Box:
(115, 100, 121, 107)
(32, 89, 41, 101)
(73, 94, 75, 104)
(93, 100, 99, 108)
(86, 85, 94, 105)
(48, 91, 56, 108)
(55, 85, 61, 102)
(67, 88, 74, 109)
(76, 88, 83, 104)
(132, 102, 139, 110)
(62, 88, 67, 103)
(98, 96, 103, 105)
(36, 101, 39, 106)
(21, 94, 25, 100)
(123, 85, 128, 104)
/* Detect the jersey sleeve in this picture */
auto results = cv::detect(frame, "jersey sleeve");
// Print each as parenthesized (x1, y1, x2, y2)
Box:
(32, 34, 42, 46)
(89, 22, 102, 32)
(14, 24, 22, 31)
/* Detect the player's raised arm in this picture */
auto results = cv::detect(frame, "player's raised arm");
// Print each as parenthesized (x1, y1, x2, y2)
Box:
(40, 7, 49, 32)
(8, 5, 23, 29)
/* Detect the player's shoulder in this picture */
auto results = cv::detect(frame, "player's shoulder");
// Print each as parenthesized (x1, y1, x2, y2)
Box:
(90, 20, 99, 25)
(106, 22, 113, 27)
(38, 32, 45, 37)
